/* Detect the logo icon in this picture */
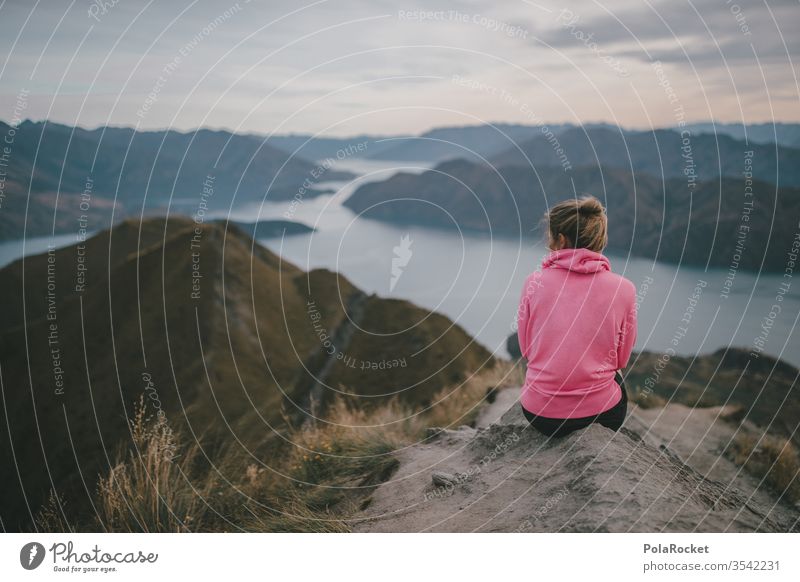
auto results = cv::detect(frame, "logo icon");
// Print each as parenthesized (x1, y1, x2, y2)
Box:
(20, 542, 46, 570)
(390, 234, 413, 292)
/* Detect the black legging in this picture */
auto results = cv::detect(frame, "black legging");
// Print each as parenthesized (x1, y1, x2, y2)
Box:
(521, 372, 628, 438)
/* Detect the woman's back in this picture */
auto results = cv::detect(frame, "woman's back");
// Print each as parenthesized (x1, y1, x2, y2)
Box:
(517, 247, 637, 419)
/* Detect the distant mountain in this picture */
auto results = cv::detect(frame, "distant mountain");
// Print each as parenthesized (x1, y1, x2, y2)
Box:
(0, 216, 493, 530)
(343, 159, 800, 272)
(492, 126, 800, 188)
(683, 122, 800, 149)
(0, 120, 355, 241)
(265, 122, 800, 163)
(265, 133, 400, 161)
(364, 123, 576, 163)
(266, 124, 572, 164)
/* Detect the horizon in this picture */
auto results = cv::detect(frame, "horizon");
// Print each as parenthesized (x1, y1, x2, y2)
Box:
(3, 116, 799, 140)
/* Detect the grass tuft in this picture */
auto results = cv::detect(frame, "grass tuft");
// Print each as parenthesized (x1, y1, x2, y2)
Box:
(728, 431, 800, 504)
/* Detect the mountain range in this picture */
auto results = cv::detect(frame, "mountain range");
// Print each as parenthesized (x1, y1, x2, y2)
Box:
(362, 123, 571, 163)
(263, 122, 800, 164)
(0, 120, 354, 241)
(491, 126, 800, 187)
(683, 122, 800, 149)
(4, 120, 799, 246)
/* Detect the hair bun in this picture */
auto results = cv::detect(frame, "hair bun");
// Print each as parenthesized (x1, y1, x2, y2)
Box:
(545, 195, 608, 252)
(578, 196, 604, 216)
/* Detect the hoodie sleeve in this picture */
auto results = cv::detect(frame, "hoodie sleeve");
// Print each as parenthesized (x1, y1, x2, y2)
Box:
(617, 301, 638, 369)
(517, 289, 529, 359)
(517, 273, 539, 359)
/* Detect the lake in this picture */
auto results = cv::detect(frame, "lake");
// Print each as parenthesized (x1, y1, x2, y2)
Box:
(3, 157, 798, 367)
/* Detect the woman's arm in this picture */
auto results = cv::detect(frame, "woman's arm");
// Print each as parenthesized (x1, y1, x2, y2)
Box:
(617, 302, 638, 369)
(517, 291, 530, 358)
(517, 274, 539, 359)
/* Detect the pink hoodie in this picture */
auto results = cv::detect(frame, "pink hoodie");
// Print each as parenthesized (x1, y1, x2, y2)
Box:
(517, 248, 637, 419)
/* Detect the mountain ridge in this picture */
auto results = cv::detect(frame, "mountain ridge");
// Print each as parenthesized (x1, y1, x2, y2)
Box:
(0, 216, 493, 530)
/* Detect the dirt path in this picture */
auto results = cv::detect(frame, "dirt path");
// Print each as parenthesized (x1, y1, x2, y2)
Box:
(295, 291, 369, 426)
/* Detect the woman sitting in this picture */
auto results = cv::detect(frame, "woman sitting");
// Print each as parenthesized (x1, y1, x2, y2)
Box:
(517, 195, 638, 438)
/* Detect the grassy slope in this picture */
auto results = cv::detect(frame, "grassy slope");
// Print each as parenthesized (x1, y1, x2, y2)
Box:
(0, 216, 495, 530)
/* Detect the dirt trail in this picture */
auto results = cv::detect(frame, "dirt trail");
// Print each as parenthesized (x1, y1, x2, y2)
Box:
(295, 291, 369, 425)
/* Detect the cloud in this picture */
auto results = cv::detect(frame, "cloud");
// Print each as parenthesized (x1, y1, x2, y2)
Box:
(0, 0, 797, 134)
(536, 0, 800, 67)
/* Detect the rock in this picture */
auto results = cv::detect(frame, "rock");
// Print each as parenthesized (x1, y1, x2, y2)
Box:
(431, 472, 458, 488)
(352, 389, 799, 532)
(424, 427, 444, 440)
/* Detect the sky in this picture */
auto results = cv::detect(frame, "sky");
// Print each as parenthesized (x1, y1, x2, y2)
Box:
(0, 0, 798, 136)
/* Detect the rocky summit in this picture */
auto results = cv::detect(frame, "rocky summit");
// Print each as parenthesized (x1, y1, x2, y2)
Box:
(354, 391, 799, 533)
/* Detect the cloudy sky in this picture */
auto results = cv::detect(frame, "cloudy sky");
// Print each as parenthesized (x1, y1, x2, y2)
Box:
(0, 0, 798, 136)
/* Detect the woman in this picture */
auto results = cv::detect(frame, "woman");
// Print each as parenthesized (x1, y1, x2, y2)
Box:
(517, 195, 637, 437)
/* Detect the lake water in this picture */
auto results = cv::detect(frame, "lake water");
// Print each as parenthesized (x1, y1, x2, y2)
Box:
(3, 157, 798, 367)
(0, 232, 81, 268)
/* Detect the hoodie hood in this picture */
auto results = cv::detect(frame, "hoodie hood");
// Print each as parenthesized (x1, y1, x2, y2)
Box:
(542, 248, 610, 274)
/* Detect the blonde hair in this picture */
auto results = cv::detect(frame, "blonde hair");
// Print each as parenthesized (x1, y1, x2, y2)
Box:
(546, 195, 608, 252)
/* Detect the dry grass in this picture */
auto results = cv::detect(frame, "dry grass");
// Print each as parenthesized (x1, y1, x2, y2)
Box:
(729, 431, 800, 503)
(266, 361, 517, 530)
(239, 492, 352, 533)
(45, 361, 515, 532)
(628, 387, 668, 409)
(94, 399, 221, 532)
(424, 359, 519, 428)
(34, 490, 75, 533)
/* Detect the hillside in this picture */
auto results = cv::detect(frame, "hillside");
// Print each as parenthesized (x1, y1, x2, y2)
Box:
(343, 159, 800, 272)
(0, 120, 354, 240)
(625, 349, 800, 445)
(0, 216, 493, 530)
(353, 396, 799, 532)
(491, 126, 800, 187)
